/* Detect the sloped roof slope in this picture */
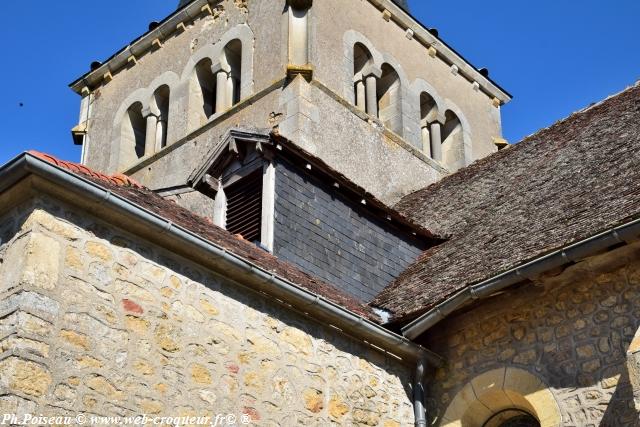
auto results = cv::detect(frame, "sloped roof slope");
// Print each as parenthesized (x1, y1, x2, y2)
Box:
(28, 151, 376, 320)
(372, 82, 640, 322)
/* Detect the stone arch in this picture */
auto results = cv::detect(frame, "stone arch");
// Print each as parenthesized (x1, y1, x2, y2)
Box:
(119, 101, 146, 168)
(441, 99, 473, 171)
(410, 79, 445, 121)
(181, 25, 255, 132)
(113, 88, 150, 130)
(180, 24, 254, 99)
(352, 42, 374, 112)
(215, 24, 254, 100)
(342, 30, 384, 103)
(221, 39, 243, 106)
(146, 71, 180, 115)
(146, 72, 179, 150)
(188, 57, 217, 131)
(440, 367, 561, 427)
(377, 63, 403, 136)
(353, 42, 374, 77)
(379, 52, 410, 138)
(379, 52, 410, 90)
(112, 88, 150, 171)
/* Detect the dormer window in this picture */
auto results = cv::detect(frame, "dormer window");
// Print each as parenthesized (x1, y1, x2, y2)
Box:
(189, 129, 438, 302)
(191, 130, 275, 250)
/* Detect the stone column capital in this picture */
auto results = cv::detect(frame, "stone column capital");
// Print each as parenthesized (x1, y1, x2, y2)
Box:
(211, 62, 231, 76)
(361, 64, 382, 79)
(430, 115, 446, 126)
(141, 107, 159, 119)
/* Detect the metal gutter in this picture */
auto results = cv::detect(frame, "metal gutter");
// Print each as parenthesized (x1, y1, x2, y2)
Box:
(402, 220, 640, 339)
(2, 153, 442, 367)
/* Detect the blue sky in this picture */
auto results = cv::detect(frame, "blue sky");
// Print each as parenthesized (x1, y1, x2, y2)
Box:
(0, 0, 638, 165)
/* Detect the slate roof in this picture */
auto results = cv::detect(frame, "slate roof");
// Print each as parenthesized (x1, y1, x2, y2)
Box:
(28, 151, 377, 320)
(372, 82, 640, 322)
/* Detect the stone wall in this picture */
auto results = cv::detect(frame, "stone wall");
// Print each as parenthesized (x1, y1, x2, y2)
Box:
(82, 0, 498, 205)
(0, 197, 414, 426)
(423, 242, 640, 426)
(313, 0, 503, 161)
(83, 0, 285, 173)
(274, 157, 426, 302)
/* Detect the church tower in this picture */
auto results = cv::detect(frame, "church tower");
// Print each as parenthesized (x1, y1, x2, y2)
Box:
(70, 0, 510, 207)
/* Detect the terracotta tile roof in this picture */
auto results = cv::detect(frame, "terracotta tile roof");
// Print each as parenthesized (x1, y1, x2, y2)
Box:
(372, 82, 640, 322)
(29, 151, 145, 189)
(28, 151, 377, 320)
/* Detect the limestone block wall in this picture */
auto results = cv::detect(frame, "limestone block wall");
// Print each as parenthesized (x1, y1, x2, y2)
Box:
(128, 77, 444, 206)
(0, 197, 414, 426)
(423, 242, 640, 426)
(83, 0, 286, 174)
(312, 0, 504, 162)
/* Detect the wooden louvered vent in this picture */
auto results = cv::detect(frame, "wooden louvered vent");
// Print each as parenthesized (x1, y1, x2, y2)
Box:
(225, 169, 263, 243)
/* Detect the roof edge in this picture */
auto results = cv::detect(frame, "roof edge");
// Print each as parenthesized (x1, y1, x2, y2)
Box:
(0, 152, 442, 366)
(69, 0, 511, 102)
(400, 216, 640, 339)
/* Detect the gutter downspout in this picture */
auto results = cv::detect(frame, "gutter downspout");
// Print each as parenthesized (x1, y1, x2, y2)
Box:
(3, 153, 443, 368)
(413, 357, 428, 427)
(402, 219, 640, 340)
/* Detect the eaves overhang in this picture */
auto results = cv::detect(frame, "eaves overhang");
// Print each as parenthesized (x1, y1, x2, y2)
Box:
(400, 218, 640, 339)
(0, 152, 443, 367)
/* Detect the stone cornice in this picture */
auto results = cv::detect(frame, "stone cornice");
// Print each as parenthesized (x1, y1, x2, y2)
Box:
(369, 0, 511, 103)
(69, 0, 511, 104)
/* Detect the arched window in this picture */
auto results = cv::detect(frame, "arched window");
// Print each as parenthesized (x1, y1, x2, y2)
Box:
(188, 42, 245, 132)
(442, 110, 464, 170)
(420, 92, 438, 158)
(188, 58, 216, 131)
(120, 102, 146, 166)
(353, 43, 373, 112)
(377, 64, 402, 135)
(221, 40, 242, 107)
(152, 85, 170, 150)
(441, 368, 561, 427)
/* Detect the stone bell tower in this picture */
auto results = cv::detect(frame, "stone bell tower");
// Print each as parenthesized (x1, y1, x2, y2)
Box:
(70, 0, 510, 206)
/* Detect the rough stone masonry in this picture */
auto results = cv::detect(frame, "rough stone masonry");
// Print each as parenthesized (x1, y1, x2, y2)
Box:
(0, 197, 413, 426)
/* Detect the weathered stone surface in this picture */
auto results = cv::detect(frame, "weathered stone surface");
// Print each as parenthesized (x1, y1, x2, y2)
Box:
(0, 358, 52, 397)
(21, 233, 61, 290)
(0, 204, 413, 424)
(303, 388, 324, 413)
(426, 242, 640, 426)
(59, 329, 91, 351)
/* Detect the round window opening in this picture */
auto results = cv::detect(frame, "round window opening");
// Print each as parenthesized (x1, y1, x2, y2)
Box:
(483, 409, 540, 427)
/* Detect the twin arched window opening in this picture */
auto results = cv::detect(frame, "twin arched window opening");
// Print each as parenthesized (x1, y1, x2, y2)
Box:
(352, 41, 467, 170)
(191, 40, 243, 129)
(352, 43, 402, 135)
(121, 85, 170, 165)
(121, 39, 244, 168)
